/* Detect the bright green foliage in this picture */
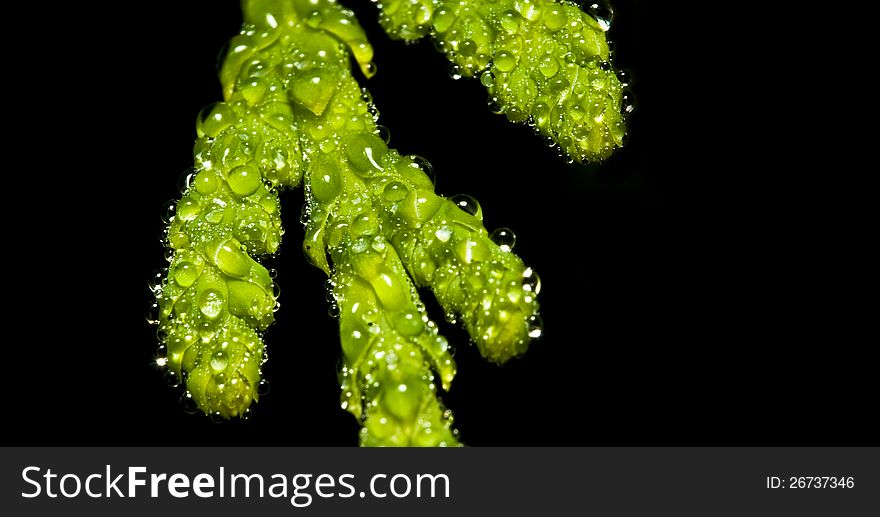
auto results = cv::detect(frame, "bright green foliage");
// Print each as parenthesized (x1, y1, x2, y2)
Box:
(154, 51, 306, 418)
(153, 0, 542, 445)
(375, 0, 627, 162)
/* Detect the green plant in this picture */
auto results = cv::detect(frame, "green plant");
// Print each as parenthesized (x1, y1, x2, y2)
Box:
(149, 0, 624, 446)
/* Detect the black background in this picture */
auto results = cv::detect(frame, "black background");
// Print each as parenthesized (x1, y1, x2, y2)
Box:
(12, 1, 873, 445)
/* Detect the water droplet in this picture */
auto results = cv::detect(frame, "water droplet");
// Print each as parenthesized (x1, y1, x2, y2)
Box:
(375, 124, 391, 143)
(180, 392, 198, 414)
(459, 39, 477, 56)
(211, 351, 228, 372)
(500, 9, 521, 33)
(145, 302, 160, 325)
(480, 70, 495, 88)
(434, 336, 449, 355)
(434, 225, 453, 243)
(528, 314, 544, 339)
(327, 304, 340, 318)
(621, 90, 635, 114)
(383, 181, 409, 202)
(198, 289, 225, 319)
(164, 369, 180, 387)
(241, 408, 254, 420)
(213, 241, 252, 278)
(195, 170, 219, 195)
(257, 379, 270, 396)
(178, 167, 198, 193)
(243, 59, 269, 78)
(148, 269, 165, 293)
(173, 261, 200, 287)
(410, 155, 435, 185)
(616, 69, 630, 86)
(227, 163, 261, 197)
(160, 200, 176, 223)
(538, 54, 560, 78)
(204, 209, 224, 224)
(210, 412, 224, 424)
(522, 267, 541, 294)
(493, 50, 517, 72)
(272, 282, 281, 299)
(490, 227, 516, 251)
(599, 60, 611, 71)
(583, 1, 613, 31)
(450, 194, 481, 218)
(487, 97, 504, 114)
(448, 63, 462, 80)
(197, 102, 235, 138)
(364, 62, 377, 77)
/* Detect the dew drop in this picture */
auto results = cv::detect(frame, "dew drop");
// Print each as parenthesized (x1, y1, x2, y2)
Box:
(434, 225, 452, 243)
(487, 97, 504, 114)
(243, 59, 269, 78)
(583, 1, 613, 31)
(180, 393, 198, 414)
(494, 50, 517, 72)
(522, 267, 541, 294)
(434, 336, 449, 355)
(539, 55, 560, 78)
(327, 304, 340, 318)
(198, 289, 225, 319)
(616, 69, 630, 86)
(227, 163, 261, 197)
(148, 269, 165, 293)
(241, 408, 254, 420)
(480, 70, 495, 88)
(197, 102, 234, 138)
(210, 412, 224, 424)
(375, 124, 391, 143)
(160, 200, 176, 224)
(448, 63, 462, 80)
(383, 181, 409, 202)
(489, 227, 516, 251)
(195, 170, 219, 195)
(410, 155, 435, 185)
(299, 203, 309, 226)
(257, 379, 270, 396)
(268, 268, 278, 279)
(204, 209, 224, 224)
(211, 351, 228, 372)
(599, 60, 611, 71)
(178, 167, 198, 193)
(459, 39, 477, 56)
(500, 9, 521, 33)
(450, 194, 481, 218)
(145, 302, 160, 325)
(164, 369, 180, 388)
(528, 314, 544, 339)
(621, 90, 635, 114)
